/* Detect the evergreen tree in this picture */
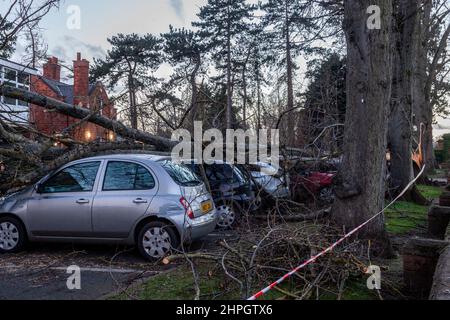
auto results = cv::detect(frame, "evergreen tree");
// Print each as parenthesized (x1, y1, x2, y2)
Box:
(162, 26, 204, 130)
(261, 0, 323, 145)
(0, 15, 17, 58)
(90, 33, 162, 129)
(193, 0, 255, 129)
(303, 53, 346, 152)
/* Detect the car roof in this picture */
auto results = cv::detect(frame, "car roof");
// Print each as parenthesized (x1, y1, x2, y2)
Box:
(75, 154, 171, 163)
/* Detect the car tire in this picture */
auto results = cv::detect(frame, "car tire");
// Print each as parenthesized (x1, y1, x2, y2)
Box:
(0, 216, 27, 254)
(216, 201, 242, 229)
(137, 221, 179, 261)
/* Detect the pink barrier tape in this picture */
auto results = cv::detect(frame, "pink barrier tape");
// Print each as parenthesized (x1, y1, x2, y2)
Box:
(247, 165, 426, 300)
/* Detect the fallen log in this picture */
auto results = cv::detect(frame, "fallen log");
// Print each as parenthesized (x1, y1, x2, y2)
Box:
(0, 86, 176, 151)
(429, 245, 450, 300)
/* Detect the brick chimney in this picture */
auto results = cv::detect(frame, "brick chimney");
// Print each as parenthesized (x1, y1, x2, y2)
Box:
(43, 57, 61, 82)
(73, 52, 89, 106)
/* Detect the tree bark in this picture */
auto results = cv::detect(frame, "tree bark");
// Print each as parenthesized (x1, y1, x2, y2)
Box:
(189, 53, 201, 134)
(423, 18, 450, 173)
(388, 0, 417, 198)
(128, 74, 138, 130)
(332, 0, 393, 251)
(412, 0, 431, 174)
(0, 86, 176, 151)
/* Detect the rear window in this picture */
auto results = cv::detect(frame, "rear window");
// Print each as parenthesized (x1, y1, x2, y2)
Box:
(209, 164, 246, 184)
(188, 163, 247, 185)
(160, 160, 202, 187)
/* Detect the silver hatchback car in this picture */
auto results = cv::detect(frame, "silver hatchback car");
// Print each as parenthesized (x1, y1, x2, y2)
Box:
(0, 155, 217, 261)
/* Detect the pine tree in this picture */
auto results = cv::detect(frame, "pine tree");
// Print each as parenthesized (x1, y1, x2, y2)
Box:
(90, 33, 162, 130)
(193, 0, 255, 129)
(303, 53, 346, 152)
(162, 26, 204, 130)
(261, 0, 322, 145)
(0, 15, 17, 58)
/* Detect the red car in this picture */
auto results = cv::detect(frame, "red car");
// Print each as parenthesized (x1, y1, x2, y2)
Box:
(290, 171, 336, 203)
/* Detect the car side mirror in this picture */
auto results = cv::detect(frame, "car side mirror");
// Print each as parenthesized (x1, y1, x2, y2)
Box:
(35, 183, 44, 194)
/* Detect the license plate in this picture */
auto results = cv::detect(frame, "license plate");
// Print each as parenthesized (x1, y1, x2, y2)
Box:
(201, 200, 213, 214)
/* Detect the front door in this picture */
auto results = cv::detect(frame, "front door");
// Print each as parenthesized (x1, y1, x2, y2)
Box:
(27, 161, 102, 237)
(92, 160, 158, 238)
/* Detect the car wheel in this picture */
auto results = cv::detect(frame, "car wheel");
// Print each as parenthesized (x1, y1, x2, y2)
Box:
(319, 187, 335, 204)
(137, 221, 179, 261)
(0, 216, 26, 253)
(216, 202, 241, 229)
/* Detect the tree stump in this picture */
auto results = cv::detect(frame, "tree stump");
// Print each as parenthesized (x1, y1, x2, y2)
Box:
(428, 205, 450, 239)
(439, 191, 450, 207)
(403, 238, 450, 298)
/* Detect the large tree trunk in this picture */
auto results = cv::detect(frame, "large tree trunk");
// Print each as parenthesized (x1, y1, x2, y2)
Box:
(388, 0, 419, 199)
(0, 86, 176, 151)
(422, 17, 450, 173)
(412, 0, 431, 174)
(333, 0, 393, 253)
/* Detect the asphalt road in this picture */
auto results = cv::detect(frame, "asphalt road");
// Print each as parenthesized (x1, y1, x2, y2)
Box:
(0, 231, 233, 300)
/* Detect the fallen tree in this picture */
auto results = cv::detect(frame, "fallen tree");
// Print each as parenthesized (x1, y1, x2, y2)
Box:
(0, 86, 176, 151)
(0, 86, 179, 194)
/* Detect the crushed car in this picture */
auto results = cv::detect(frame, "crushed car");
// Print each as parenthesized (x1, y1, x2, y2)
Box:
(186, 161, 259, 229)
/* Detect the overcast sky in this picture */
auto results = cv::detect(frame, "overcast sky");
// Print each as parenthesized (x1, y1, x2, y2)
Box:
(3, 0, 448, 139)
(11, 0, 207, 65)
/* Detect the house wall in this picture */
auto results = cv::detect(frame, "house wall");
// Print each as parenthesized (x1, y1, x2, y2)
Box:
(30, 54, 117, 143)
(84, 84, 117, 142)
(29, 77, 75, 136)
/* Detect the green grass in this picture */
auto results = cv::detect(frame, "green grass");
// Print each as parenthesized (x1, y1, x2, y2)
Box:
(417, 184, 443, 201)
(385, 201, 428, 235)
(113, 263, 250, 300)
(427, 169, 446, 180)
(317, 277, 379, 300)
(384, 184, 442, 235)
(112, 262, 379, 300)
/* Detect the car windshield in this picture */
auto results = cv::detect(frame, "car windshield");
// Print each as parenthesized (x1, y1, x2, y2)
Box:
(160, 160, 202, 187)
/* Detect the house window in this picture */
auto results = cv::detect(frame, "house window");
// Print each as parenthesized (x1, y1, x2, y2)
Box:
(0, 65, 31, 123)
(4, 67, 16, 82)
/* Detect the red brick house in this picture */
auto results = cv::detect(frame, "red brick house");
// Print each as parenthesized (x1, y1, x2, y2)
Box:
(29, 53, 117, 142)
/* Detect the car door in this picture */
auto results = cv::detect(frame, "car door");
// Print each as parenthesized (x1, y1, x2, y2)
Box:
(91, 160, 158, 238)
(27, 161, 102, 237)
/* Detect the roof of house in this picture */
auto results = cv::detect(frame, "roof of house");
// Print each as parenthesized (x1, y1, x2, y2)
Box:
(0, 57, 38, 75)
(39, 76, 98, 104)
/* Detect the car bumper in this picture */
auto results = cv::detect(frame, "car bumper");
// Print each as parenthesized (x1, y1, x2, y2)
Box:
(183, 211, 218, 242)
(270, 187, 290, 199)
